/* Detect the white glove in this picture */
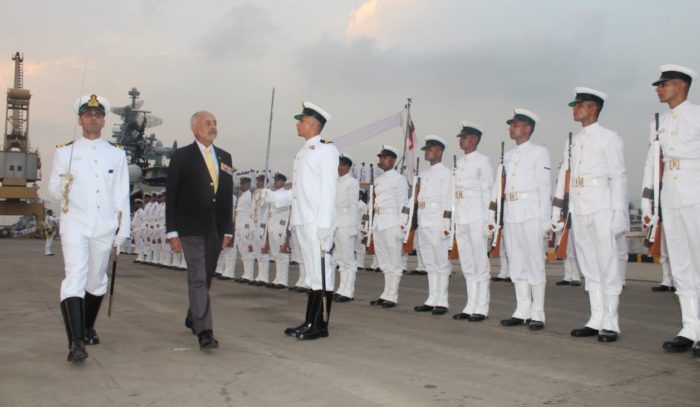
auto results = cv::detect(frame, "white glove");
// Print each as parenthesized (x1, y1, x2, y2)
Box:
(541, 220, 552, 238)
(551, 221, 565, 234)
(612, 210, 627, 236)
(641, 198, 653, 227)
(318, 227, 331, 250)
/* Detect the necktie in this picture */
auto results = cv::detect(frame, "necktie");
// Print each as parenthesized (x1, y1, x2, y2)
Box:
(204, 147, 218, 193)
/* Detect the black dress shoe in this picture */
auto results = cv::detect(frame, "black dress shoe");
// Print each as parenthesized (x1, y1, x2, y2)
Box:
(598, 329, 618, 342)
(529, 320, 545, 331)
(453, 313, 470, 320)
(381, 301, 396, 308)
(501, 317, 528, 326)
(369, 298, 385, 306)
(468, 314, 487, 322)
(198, 330, 219, 350)
(491, 276, 505, 282)
(236, 278, 251, 283)
(272, 284, 287, 289)
(693, 343, 700, 358)
(214, 273, 223, 278)
(217, 276, 233, 280)
(67, 339, 88, 363)
(504, 277, 512, 282)
(651, 284, 672, 292)
(415, 270, 427, 275)
(297, 287, 310, 293)
(288, 286, 297, 291)
(414, 304, 435, 312)
(375, 268, 382, 273)
(265, 282, 275, 288)
(185, 318, 196, 335)
(432, 307, 448, 315)
(571, 281, 582, 287)
(662, 336, 694, 352)
(336, 295, 354, 303)
(555, 280, 571, 286)
(571, 326, 599, 337)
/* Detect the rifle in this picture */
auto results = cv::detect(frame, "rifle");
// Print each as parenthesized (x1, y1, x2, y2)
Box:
(645, 113, 663, 256)
(402, 158, 420, 253)
(366, 164, 376, 255)
(554, 132, 573, 259)
(489, 142, 505, 258)
(448, 155, 459, 260)
(107, 211, 123, 317)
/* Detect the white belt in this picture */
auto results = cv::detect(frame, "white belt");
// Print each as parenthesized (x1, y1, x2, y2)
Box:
(665, 158, 700, 171)
(375, 206, 399, 215)
(505, 191, 538, 201)
(572, 176, 609, 188)
(455, 189, 482, 199)
(418, 201, 441, 209)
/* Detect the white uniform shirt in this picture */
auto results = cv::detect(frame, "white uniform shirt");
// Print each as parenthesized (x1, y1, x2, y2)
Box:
(553, 122, 627, 216)
(290, 135, 339, 229)
(454, 151, 494, 224)
(417, 162, 452, 229)
(373, 169, 409, 230)
(336, 173, 360, 228)
(498, 140, 551, 223)
(235, 190, 254, 230)
(48, 136, 130, 238)
(643, 100, 700, 209)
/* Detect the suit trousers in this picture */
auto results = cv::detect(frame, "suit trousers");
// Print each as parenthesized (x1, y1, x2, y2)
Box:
(181, 226, 221, 334)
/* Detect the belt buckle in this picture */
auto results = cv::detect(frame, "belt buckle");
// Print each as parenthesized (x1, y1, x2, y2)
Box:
(508, 192, 518, 201)
(455, 191, 463, 199)
(418, 202, 426, 209)
(669, 159, 680, 170)
(575, 177, 584, 187)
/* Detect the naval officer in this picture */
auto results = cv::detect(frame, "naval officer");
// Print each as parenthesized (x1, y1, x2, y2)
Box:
(493, 109, 551, 331)
(413, 136, 452, 315)
(642, 64, 700, 358)
(553, 87, 628, 342)
(334, 153, 360, 302)
(451, 122, 494, 322)
(48, 94, 130, 363)
(284, 102, 339, 340)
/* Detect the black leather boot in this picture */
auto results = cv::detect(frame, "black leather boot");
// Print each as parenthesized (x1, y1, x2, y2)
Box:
(84, 292, 104, 345)
(61, 297, 88, 363)
(284, 291, 317, 337)
(662, 336, 694, 352)
(298, 292, 333, 340)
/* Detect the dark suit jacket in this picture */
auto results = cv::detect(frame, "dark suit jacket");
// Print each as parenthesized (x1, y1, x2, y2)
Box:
(166, 141, 233, 238)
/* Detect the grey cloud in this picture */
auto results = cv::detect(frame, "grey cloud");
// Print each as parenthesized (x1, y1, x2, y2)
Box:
(198, 3, 277, 60)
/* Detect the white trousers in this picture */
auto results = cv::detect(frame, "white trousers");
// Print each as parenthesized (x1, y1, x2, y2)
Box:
(503, 218, 545, 286)
(496, 238, 509, 278)
(572, 210, 623, 295)
(294, 224, 334, 290)
(335, 225, 358, 297)
(456, 221, 490, 282)
(269, 228, 290, 286)
(563, 232, 581, 282)
(663, 204, 700, 339)
(418, 226, 451, 307)
(45, 234, 55, 255)
(60, 232, 113, 301)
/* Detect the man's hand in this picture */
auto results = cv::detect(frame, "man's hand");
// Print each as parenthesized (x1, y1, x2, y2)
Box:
(169, 236, 183, 253)
(222, 235, 233, 249)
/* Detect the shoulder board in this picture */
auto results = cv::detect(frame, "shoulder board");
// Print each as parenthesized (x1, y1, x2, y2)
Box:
(56, 141, 74, 148)
(320, 139, 333, 144)
(108, 142, 124, 149)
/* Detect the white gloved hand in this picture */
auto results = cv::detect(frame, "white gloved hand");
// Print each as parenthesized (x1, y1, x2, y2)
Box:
(612, 210, 627, 236)
(551, 221, 565, 234)
(316, 228, 331, 247)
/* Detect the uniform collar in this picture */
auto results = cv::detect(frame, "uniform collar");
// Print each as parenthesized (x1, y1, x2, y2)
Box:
(515, 140, 532, 151)
(581, 122, 600, 133)
(671, 100, 690, 113)
(304, 135, 321, 147)
(77, 135, 105, 145)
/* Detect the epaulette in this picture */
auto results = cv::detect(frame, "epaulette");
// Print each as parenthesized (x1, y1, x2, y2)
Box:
(320, 139, 333, 144)
(109, 141, 124, 149)
(56, 141, 74, 148)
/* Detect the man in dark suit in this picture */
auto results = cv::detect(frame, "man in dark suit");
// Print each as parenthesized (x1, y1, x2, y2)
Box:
(166, 111, 234, 350)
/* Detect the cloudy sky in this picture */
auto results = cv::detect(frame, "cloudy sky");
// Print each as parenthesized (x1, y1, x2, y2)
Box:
(2, 0, 700, 207)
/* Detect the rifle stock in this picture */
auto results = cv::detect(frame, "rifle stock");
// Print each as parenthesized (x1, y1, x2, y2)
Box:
(489, 142, 505, 258)
(644, 113, 663, 256)
(553, 132, 573, 259)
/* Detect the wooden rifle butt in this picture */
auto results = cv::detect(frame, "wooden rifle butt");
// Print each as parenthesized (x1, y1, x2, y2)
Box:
(554, 228, 569, 259)
(488, 232, 501, 258)
(647, 223, 663, 257)
(448, 236, 459, 260)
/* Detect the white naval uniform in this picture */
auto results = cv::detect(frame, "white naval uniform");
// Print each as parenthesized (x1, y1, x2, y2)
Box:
(563, 232, 581, 283)
(417, 162, 452, 308)
(454, 151, 493, 316)
(334, 173, 360, 298)
(44, 214, 58, 255)
(218, 194, 238, 278)
(267, 188, 293, 286)
(642, 100, 700, 342)
(133, 207, 146, 261)
(48, 136, 130, 301)
(235, 189, 256, 280)
(373, 169, 409, 303)
(253, 189, 271, 283)
(553, 122, 627, 333)
(498, 140, 551, 323)
(290, 135, 339, 291)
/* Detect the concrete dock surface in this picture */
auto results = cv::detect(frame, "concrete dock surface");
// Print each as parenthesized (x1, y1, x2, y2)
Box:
(1, 239, 698, 407)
